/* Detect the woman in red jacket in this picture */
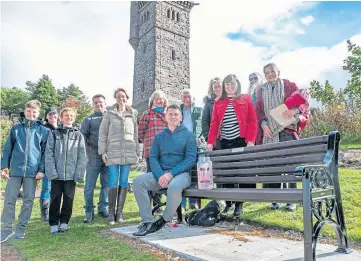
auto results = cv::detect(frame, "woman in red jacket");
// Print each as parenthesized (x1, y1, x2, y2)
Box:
(206, 74, 257, 219)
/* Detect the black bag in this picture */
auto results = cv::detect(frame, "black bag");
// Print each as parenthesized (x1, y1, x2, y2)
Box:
(185, 200, 220, 227)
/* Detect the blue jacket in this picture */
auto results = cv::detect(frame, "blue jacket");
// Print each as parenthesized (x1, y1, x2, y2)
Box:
(1, 120, 49, 178)
(149, 125, 197, 180)
(80, 111, 103, 156)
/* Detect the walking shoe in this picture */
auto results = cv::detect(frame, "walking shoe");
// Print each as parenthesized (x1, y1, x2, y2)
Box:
(98, 209, 109, 218)
(14, 231, 25, 239)
(83, 212, 94, 223)
(1, 231, 15, 244)
(50, 225, 59, 234)
(133, 217, 166, 237)
(220, 201, 232, 219)
(269, 203, 280, 210)
(59, 223, 68, 232)
(233, 202, 243, 218)
(133, 222, 152, 236)
(286, 203, 297, 211)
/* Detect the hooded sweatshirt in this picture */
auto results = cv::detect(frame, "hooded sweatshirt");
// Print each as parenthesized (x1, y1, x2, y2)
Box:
(149, 125, 197, 180)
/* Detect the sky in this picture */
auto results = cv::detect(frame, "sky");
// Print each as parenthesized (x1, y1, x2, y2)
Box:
(1, 0, 361, 106)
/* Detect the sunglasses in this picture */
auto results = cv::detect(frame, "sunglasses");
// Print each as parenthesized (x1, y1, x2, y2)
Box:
(249, 77, 258, 81)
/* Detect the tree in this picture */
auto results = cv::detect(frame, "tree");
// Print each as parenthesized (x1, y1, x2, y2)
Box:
(57, 83, 86, 101)
(0, 87, 30, 119)
(343, 40, 361, 112)
(26, 75, 58, 110)
(59, 96, 92, 125)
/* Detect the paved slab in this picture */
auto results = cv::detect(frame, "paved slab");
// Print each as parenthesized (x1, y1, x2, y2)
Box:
(111, 225, 361, 261)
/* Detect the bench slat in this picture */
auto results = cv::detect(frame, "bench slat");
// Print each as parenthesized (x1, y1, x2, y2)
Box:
(210, 144, 327, 162)
(213, 165, 298, 176)
(203, 135, 328, 157)
(213, 175, 301, 184)
(182, 188, 303, 203)
(212, 154, 324, 169)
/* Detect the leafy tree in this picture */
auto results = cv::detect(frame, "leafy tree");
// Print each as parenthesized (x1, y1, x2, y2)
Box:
(59, 96, 92, 125)
(26, 75, 58, 110)
(57, 83, 86, 101)
(0, 87, 30, 119)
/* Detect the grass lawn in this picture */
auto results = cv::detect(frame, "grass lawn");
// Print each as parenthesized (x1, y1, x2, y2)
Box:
(1, 169, 360, 260)
(340, 143, 361, 150)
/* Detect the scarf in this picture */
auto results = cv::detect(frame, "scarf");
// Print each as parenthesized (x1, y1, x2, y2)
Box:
(152, 106, 165, 114)
(261, 79, 286, 144)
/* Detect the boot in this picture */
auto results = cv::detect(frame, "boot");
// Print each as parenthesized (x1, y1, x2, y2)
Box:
(116, 187, 128, 223)
(108, 188, 118, 225)
(40, 199, 50, 222)
(220, 201, 232, 219)
(233, 202, 243, 218)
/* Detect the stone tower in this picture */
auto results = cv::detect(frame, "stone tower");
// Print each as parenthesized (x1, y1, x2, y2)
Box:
(129, 1, 196, 114)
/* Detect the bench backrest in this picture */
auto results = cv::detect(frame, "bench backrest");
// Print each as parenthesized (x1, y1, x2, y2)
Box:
(190, 134, 335, 186)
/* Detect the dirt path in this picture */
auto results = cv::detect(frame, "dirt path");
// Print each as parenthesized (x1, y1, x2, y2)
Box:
(1, 244, 23, 261)
(340, 149, 361, 169)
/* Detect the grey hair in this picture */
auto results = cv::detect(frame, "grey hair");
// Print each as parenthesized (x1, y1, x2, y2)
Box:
(263, 63, 280, 76)
(148, 90, 168, 107)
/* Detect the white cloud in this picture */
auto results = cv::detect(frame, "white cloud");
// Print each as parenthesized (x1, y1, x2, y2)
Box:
(300, 15, 315, 26)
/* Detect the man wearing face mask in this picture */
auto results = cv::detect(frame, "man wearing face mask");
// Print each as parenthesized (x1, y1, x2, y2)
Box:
(179, 89, 204, 211)
(82, 94, 109, 223)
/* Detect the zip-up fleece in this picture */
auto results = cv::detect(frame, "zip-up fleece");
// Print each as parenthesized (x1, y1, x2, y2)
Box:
(80, 111, 103, 156)
(149, 125, 197, 180)
(45, 126, 86, 182)
(1, 120, 49, 178)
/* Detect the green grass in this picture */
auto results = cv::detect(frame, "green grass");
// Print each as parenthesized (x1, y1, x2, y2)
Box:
(1, 169, 360, 260)
(340, 143, 361, 149)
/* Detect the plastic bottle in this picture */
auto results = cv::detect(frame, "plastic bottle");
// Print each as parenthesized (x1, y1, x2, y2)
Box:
(197, 155, 213, 190)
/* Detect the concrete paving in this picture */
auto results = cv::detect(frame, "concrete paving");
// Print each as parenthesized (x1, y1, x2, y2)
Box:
(111, 224, 361, 261)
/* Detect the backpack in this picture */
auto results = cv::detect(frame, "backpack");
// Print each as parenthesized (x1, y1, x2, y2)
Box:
(185, 200, 220, 227)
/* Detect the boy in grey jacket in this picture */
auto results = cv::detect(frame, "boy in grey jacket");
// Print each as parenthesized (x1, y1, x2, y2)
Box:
(45, 107, 86, 234)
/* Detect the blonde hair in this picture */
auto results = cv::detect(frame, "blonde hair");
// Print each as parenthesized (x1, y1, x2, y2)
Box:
(148, 90, 168, 107)
(25, 100, 41, 110)
(207, 77, 221, 96)
(113, 88, 130, 99)
(60, 107, 76, 118)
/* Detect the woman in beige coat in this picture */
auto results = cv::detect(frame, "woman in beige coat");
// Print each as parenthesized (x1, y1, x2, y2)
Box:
(98, 88, 139, 224)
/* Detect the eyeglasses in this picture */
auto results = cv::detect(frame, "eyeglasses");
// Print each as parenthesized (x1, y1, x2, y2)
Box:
(249, 77, 258, 81)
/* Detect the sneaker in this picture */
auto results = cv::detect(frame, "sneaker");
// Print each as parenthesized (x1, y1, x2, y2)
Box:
(50, 225, 59, 234)
(98, 209, 109, 218)
(286, 203, 297, 211)
(59, 223, 68, 232)
(269, 203, 280, 210)
(1, 231, 15, 244)
(14, 231, 25, 239)
(133, 222, 152, 237)
(133, 217, 166, 237)
(83, 212, 94, 223)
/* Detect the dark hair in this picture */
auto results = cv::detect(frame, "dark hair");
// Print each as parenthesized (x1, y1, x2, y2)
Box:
(113, 88, 129, 99)
(166, 104, 181, 112)
(220, 74, 242, 100)
(92, 94, 106, 101)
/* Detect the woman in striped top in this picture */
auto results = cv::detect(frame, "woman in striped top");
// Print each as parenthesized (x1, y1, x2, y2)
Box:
(206, 74, 257, 219)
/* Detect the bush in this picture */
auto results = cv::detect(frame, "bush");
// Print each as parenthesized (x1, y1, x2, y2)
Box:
(0, 117, 13, 151)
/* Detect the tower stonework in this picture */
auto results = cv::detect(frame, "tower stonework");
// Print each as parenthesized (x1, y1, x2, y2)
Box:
(129, 1, 195, 114)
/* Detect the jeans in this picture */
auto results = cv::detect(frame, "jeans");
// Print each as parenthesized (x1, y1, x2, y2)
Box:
(1, 177, 37, 234)
(108, 164, 131, 188)
(83, 155, 109, 213)
(49, 180, 76, 226)
(40, 176, 51, 199)
(133, 172, 191, 223)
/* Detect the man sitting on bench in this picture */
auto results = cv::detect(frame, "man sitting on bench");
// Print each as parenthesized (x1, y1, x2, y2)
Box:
(132, 104, 197, 237)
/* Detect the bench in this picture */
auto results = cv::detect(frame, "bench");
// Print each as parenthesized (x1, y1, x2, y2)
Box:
(152, 131, 352, 261)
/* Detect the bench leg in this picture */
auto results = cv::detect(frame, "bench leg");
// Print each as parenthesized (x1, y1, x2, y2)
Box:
(303, 179, 315, 261)
(198, 198, 201, 209)
(176, 204, 183, 224)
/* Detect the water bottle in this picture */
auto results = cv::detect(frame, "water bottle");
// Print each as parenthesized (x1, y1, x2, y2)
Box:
(197, 155, 213, 190)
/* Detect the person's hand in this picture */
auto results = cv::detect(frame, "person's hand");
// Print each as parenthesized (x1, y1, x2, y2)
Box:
(0, 169, 10, 180)
(102, 153, 108, 164)
(262, 125, 272, 138)
(36, 172, 45, 180)
(158, 172, 173, 188)
(282, 108, 297, 120)
(206, 144, 213, 152)
(247, 142, 255, 147)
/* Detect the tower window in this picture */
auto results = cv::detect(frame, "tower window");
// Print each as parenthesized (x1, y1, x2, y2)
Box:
(141, 81, 145, 92)
(146, 12, 149, 21)
(141, 15, 143, 24)
(171, 50, 176, 60)
(172, 11, 175, 20)
(143, 43, 146, 53)
(176, 12, 180, 22)
(167, 9, 170, 18)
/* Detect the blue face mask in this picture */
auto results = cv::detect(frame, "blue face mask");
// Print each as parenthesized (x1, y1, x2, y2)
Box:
(152, 106, 164, 114)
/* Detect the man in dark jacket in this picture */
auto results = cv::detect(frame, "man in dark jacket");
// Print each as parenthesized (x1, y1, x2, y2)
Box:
(132, 104, 197, 237)
(82, 94, 109, 223)
(39, 107, 59, 222)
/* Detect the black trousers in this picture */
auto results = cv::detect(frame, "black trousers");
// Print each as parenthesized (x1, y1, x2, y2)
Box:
(263, 131, 297, 189)
(220, 137, 256, 204)
(49, 180, 76, 226)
